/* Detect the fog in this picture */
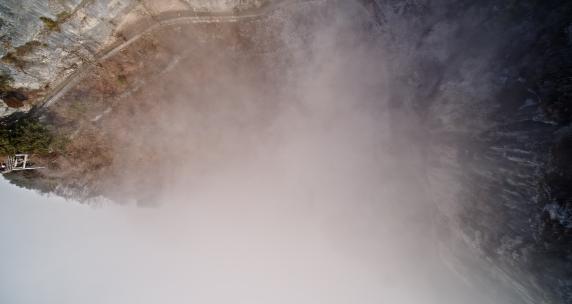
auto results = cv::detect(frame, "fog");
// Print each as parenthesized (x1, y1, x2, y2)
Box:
(2, 0, 517, 303)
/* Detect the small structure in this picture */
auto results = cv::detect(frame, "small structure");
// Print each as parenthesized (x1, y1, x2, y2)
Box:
(0, 154, 44, 174)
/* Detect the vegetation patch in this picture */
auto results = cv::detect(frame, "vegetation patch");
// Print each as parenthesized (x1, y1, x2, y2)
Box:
(2, 40, 46, 69)
(2, 169, 59, 194)
(116, 74, 127, 85)
(40, 16, 60, 32)
(0, 74, 13, 92)
(1, 40, 46, 69)
(1, 52, 26, 69)
(0, 116, 55, 156)
(17, 41, 45, 55)
(40, 12, 71, 33)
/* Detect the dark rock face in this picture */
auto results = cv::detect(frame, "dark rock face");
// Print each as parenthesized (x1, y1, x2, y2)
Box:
(365, 0, 572, 302)
(1, 90, 28, 108)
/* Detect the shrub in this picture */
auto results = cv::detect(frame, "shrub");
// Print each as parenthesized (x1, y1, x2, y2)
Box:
(40, 12, 70, 33)
(40, 17, 60, 32)
(0, 117, 54, 155)
(0, 74, 12, 92)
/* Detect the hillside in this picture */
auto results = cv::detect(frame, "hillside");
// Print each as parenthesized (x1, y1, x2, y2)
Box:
(1, 0, 571, 303)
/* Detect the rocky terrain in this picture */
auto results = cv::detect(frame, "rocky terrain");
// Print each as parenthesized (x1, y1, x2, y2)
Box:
(1, 0, 571, 303)
(0, 0, 268, 117)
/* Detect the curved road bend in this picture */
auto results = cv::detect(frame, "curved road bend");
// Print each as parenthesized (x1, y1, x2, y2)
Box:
(41, 0, 318, 108)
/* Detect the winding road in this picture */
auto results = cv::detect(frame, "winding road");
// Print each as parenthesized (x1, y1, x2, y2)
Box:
(41, 0, 318, 108)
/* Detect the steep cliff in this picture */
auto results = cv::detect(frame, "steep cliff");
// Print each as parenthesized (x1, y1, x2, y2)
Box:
(0, 0, 268, 117)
